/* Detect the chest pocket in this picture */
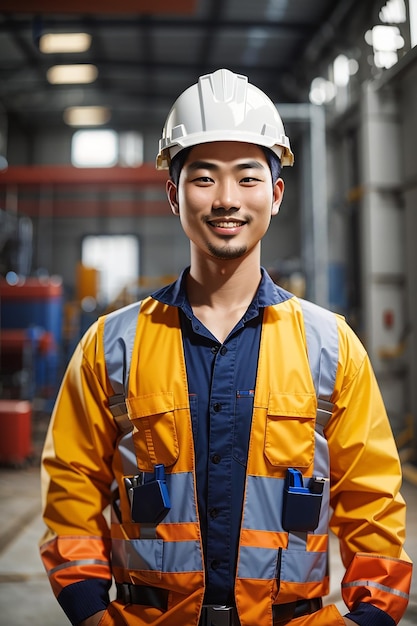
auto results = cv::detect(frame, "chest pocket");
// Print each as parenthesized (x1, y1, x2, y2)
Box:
(264, 392, 317, 468)
(126, 393, 179, 471)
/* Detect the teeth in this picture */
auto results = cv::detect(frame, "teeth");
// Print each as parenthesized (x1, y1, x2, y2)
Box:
(211, 221, 243, 228)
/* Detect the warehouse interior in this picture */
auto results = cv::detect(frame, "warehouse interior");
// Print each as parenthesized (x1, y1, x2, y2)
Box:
(0, 0, 416, 624)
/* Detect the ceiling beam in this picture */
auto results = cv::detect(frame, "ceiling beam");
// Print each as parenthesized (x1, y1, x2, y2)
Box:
(0, 17, 315, 35)
(0, 0, 197, 14)
(0, 164, 167, 186)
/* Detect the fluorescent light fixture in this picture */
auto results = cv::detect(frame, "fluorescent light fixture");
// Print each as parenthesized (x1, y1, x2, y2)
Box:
(64, 106, 111, 127)
(47, 64, 98, 84)
(39, 33, 92, 54)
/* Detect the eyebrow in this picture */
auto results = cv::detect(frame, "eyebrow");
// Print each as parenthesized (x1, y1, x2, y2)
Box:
(186, 159, 266, 172)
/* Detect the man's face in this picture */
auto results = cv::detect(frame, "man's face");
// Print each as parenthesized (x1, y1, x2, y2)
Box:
(166, 141, 284, 262)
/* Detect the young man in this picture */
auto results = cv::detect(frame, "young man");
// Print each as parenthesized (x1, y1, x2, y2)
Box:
(40, 69, 412, 626)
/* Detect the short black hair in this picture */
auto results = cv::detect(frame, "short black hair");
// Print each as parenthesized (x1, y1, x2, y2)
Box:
(169, 145, 282, 186)
(261, 148, 282, 183)
(169, 148, 191, 187)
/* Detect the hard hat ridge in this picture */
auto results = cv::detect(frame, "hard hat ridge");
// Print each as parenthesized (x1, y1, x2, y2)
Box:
(156, 68, 294, 170)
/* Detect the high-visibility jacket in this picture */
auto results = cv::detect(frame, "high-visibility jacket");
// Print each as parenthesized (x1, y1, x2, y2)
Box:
(40, 294, 412, 626)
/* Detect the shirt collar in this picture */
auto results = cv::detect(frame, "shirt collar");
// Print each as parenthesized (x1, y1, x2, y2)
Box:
(151, 267, 294, 319)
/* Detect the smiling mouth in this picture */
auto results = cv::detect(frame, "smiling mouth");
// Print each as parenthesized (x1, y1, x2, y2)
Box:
(207, 219, 247, 229)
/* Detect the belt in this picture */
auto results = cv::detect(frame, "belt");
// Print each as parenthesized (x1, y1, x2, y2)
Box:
(273, 598, 323, 625)
(116, 582, 169, 610)
(116, 583, 322, 625)
(200, 599, 322, 626)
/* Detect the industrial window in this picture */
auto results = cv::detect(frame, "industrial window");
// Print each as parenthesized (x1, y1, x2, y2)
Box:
(71, 129, 143, 167)
(72, 130, 118, 167)
(81, 234, 139, 306)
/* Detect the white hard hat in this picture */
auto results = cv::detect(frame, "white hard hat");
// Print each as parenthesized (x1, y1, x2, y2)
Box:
(156, 68, 294, 170)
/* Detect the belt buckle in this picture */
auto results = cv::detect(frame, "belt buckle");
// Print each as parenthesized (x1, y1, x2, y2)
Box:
(202, 605, 236, 626)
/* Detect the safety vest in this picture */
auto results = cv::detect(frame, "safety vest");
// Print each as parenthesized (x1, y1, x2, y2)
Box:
(103, 295, 338, 626)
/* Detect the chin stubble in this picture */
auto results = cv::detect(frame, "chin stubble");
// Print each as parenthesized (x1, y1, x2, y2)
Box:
(207, 242, 248, 260)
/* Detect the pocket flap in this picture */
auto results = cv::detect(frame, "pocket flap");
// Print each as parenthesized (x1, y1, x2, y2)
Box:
(125, 393, 178, 470)
(127, 392, 174, 418)
(267, 392, 316, 418)
(265, 392, 317, 468)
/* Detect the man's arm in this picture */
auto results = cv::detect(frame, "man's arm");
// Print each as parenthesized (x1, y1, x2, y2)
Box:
(325, 319, 412, 624)
(40, 320, 117, 625)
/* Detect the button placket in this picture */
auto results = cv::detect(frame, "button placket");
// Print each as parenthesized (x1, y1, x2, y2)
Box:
(206, 336, 236, 591)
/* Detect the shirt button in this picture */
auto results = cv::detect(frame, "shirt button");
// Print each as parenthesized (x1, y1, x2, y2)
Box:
(211, 345, 219, 355)
(220, 346, 227, 356)
(211, 559, 220, 570)
(209, 507, 218, 518)
(211, 454, 221, 464)
(213, 402, 222, 412)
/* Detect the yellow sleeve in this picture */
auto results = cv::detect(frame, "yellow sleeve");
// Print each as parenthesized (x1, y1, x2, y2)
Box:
(39, 318, 118, 616)
(325, 317, 412, 622)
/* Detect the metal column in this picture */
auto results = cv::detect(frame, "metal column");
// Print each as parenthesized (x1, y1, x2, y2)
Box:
(278, 104, 329, 307)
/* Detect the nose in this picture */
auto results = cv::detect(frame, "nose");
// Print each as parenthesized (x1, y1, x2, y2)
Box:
(212, 180, 241, 211)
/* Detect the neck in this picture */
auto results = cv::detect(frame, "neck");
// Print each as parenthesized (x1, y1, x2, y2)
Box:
(187, 250, 261, 308)
(185, 250, 262, 342)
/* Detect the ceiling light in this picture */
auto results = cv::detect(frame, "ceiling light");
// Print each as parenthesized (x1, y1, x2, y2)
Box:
(47, 64, 98, 84)
(39, 33, 92, 54)
(64, 106, 111, 127)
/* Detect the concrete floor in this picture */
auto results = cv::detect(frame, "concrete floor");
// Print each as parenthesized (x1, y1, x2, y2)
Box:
(0, 432, 416, 625)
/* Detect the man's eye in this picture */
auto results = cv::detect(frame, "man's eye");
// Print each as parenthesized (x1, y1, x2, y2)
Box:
(241, 176, 260, 183)
(193, 176, 213, 183)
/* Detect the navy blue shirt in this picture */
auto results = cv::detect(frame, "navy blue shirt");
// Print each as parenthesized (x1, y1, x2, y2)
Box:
(152, 268, 394, 626)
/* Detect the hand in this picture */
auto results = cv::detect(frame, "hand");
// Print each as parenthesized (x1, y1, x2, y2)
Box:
(79, 610, 106, 626)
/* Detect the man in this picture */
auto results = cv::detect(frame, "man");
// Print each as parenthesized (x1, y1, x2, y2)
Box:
(40, 69, 412, 626)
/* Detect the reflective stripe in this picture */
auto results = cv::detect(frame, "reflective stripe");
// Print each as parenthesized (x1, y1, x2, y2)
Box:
(40, 535, 111, 573)
(342, 579, 410, 601)
(104, 300, 142, 396)
(163, 472, 198, 524)
(281, 548, 327, 583)
(48, 558, 109, 575)
(312, 431, 330, 535)
(112, 537, 203, 573)
(300, 298, 338, 404)
(238, 545, 278, 579)
(243, 475, 283, 531)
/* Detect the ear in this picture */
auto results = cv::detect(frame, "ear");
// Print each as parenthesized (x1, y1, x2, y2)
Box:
(166, 179, 180, 215)
(271, 178, 285, 216)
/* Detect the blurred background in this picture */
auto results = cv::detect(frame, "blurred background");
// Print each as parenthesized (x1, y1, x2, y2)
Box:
(0, 0, 416, 623)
